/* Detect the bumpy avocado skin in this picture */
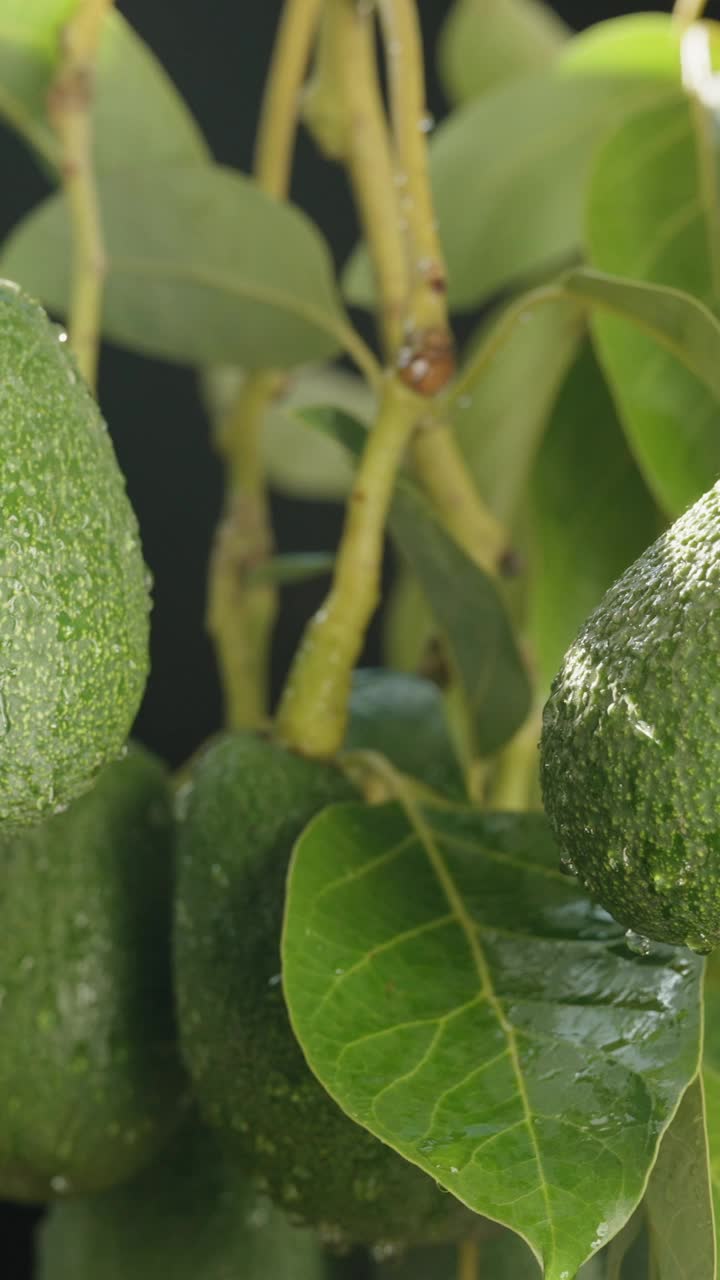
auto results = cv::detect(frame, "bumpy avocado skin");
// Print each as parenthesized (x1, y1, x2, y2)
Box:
(0, 745, 186, 1201)
(36, 1115, 325, 1280)
(541, 481, 720, 951)
(0, 283, 150, 828)
(174, 733, 474, 1246)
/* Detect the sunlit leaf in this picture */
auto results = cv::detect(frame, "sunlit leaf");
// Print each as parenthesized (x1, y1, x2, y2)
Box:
(1, 166, 348, 368)
(644, 1077, 716, 1280)
(586, 92, 720, 514)
(439, 0, 568, 105)
(703, 954, 720, 1228)
(560, 13, 720, 80)
(36, 1116, 326, 1280)
(284, 804, 703, 1280)
(343, 76, 673, 311)
(527, 341, 660, 693)
(0, 4, 208, 169)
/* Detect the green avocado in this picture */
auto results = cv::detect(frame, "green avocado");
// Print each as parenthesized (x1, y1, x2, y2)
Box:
(540, 480, 720, 952)
(174, 732, 474, 1246)
(36, 1114, 326, 1280)
(0, 282, 150, 829)
(0, 744, 186, 1201)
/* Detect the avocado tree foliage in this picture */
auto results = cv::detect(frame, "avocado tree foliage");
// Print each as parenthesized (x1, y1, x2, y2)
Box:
(1, 0, 720, 1277)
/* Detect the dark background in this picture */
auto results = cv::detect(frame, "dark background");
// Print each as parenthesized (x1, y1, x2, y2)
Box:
(0, 2, 712, 1276)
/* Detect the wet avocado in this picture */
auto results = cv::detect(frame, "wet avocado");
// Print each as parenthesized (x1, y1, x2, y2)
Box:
(0, 282, 150, 828)
(173, 732, 474, 1246)
(541, 480, 720, 952)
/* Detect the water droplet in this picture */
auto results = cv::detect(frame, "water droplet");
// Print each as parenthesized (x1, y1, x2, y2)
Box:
(334, 967, 345, 976)
(267, 973, 282, 987)
(559, 854, 578, 877)
(625, 930, 651, 956)
(596, 1222, 609, 1239)
(57, 331, 68, 344)
(50, 1175, 70, 1194)
(686, 933, 714, 955)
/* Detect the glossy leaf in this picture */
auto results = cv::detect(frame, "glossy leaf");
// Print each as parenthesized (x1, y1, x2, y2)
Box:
(1, 166, 347, 367)
(450, 289, 584, 522)
(703, 954, 720, 1227)
(283, 804, 703, 1280)
(343, 75, 672, 312)
(300, 405, 532, 758)
(202, 364, 374, 500)
(644, 1077, 716, 1280)
(586, 93, 720, 514)
(0, 5, 208, 169)
(439, 0, 568, 105)
(528, 342, 660, 693)
(560, 13, 720, 80)
(36, 1116, 326, 1280)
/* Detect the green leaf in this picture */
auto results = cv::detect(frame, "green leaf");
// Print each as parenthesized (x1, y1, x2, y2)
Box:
(586, 93, 720, 515)
(560, 13, 720, 79)
(450, 288, 584, 523)
(438, 0, 568, 105)
(283, 804, 703, 1280)
(0, 5, 208, 169)
(644, 1077, 716, 1280)
(343, 76, 673, 312)
(36, 1116, 326, 1280)
(300, 405, 532, 758)
(703, 954, 720, 1228)
(1, 166, 348, 368)
(202, 364, 374, 500)
(562, 268, 720, 406)
(527, 341, 661, 693)
(345, 669, 466, 800)
(390, 481, 531, 758)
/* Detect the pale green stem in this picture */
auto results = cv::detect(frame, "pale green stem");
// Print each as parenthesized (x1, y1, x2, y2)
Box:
(276, 378, 421, 756)
(48, 0, 113, 390)
(673, 0, 709, 27)
(254, 0, 324, 198)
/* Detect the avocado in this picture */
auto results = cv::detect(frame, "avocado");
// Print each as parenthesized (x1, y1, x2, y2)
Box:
(36, 1114, 326, 1280)
(0, 745, 186, 1201)
(174, 733, 474, 1246)
(345, 669, 466, 799)
(540, 479, 720, 952)
(0, 282, 150, 829)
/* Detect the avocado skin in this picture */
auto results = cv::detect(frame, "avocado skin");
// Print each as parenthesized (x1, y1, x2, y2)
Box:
(0, 745, 186, 1201)
(174, 733, 474, 1246)
(36, 1114, 325, 1280)
(540, 480, 720, 950)
(0, 283, 150, 829)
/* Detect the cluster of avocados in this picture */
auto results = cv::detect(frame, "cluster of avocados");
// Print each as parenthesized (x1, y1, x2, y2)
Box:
(0, 283, 478, 1271)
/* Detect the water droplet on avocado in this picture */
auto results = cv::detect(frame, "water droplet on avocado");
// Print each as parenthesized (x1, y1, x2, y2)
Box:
(559, 854, 578, 877)
(685, 933, 714, 955)
(624, 929, 651, 956)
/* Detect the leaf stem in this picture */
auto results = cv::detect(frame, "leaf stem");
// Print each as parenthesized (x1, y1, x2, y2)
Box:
(207, 371, 282, 729)
(209, 0, 324, 728)
(376, 0, 448, 337)
(276, 377, 421, 756)
(458, 1238, 480, 1280)
(254, 0, 324, 199)
(47, 0, 113, 390)
(673, 0, 709, 26)
(412, 422, 507, 574)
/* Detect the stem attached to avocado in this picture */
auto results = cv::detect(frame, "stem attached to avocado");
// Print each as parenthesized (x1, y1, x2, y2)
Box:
(276, 377, 421, 756)
(48, 0, 113, 391)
